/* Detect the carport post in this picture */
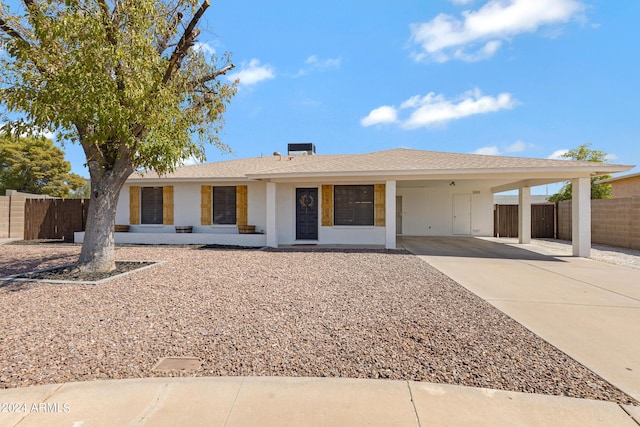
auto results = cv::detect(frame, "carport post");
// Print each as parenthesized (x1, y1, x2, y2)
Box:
(385, 180, 396, 249)
(572, 177, 591, 257)
(518, 186, 531, 244)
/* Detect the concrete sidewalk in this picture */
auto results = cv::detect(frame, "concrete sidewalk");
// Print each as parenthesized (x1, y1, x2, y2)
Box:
(0, 376, 637, 427)
(400, 236, 640, 404)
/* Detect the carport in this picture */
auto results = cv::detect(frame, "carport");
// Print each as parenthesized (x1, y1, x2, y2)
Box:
(399, 235, 640, 402)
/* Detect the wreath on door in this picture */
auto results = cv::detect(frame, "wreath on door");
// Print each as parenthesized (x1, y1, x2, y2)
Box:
(299, 194, 315, 212)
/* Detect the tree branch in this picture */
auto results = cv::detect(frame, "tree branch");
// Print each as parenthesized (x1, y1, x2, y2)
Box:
(189, 63, 235, 88)
(162, 0, 209, 84)
(97, 0, 117, 45)
(0, 16, 28, 44)
(156, 11, 183, 55)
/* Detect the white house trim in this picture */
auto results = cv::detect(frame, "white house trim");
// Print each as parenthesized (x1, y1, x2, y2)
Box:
(266, 182, 278, 248)
(385, 179, 396, 249)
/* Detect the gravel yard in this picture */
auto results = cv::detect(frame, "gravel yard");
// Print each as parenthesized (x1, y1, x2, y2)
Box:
(0, 244, 635, 405)
(533, 238, 640, 269)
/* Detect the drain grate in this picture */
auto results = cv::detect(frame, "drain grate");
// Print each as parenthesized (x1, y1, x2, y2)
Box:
(152, 357, 202, 372)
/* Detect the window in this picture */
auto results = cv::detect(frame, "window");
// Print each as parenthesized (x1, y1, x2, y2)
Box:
(141, 187, 163, 224)
(334, 185, 374, 226)
(213, 186, 236, 224)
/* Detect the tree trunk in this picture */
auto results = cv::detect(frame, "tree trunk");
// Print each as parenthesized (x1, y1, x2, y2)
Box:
(77, 160, 133, 273)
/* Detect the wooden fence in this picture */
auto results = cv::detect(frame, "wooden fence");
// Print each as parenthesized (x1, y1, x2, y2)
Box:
(24, 199, 89, 240)
(494, 204, 556, 239)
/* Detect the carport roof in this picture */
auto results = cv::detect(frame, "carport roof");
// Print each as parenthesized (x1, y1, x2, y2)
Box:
(127, 148, 633, 182)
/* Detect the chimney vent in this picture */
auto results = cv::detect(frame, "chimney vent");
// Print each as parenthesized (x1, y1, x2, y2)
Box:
(288, 143, 316, 156)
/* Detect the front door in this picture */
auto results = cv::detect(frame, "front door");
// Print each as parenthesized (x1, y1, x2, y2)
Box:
(296, 188, 318, 240)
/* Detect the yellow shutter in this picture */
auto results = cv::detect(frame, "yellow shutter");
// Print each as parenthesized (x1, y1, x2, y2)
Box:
(201, 186, 212, 225)
(129, 186, 140, 225)
(321, 185, 333, 226)
(163, 186, 174, 225)
(236, 185, 248, 226)
(374, 183, 385, 227)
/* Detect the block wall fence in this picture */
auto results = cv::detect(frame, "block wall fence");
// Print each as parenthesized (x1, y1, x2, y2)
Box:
(557, 196, 640, 250)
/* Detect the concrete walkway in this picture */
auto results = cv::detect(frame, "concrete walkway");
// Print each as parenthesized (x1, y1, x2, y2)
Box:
(0, 376, 637, 427)
(399, 236, 640, 403)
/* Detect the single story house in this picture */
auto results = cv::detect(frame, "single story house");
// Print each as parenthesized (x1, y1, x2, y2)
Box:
(75, 144, 633, 257)
(597, 172, 640, 198)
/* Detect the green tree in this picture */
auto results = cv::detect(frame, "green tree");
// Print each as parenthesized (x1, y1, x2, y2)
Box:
(548, 143, 613, 202)
(0, 136, 85, 197)
(70, 179, 91, 199)
(1, 0, 236, 272)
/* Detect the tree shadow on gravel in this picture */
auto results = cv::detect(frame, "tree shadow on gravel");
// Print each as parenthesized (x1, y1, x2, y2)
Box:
(0, 279, 40, 293)
(0, 254, 78, 277)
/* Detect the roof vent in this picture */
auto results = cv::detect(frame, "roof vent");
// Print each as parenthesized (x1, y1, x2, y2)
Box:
(288, 143, 316, 156)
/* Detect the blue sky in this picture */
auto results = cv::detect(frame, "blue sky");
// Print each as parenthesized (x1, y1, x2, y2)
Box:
(6, 0, 640, 194)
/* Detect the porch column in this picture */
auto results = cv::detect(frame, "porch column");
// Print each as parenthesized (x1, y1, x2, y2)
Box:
(572, 177, 591, 257)
(266, 182, 278, 248)
(518, 186, 531, 244)
(385, 180, 396, 249)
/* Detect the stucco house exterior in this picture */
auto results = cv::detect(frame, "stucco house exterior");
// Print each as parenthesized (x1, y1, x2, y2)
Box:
(597, 172, 640, 198)
(74, 144, 633, 257)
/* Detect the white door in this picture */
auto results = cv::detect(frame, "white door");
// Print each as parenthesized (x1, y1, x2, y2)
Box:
(396, 196, 402, 235)
(453, 194, 471, 235)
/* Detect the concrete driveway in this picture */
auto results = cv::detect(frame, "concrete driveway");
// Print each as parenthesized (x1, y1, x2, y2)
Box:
(399, 236, 640, 403)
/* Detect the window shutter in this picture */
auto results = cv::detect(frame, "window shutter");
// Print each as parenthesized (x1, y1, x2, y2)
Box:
(129, 186, 140, 225)
(374, 183, 385, 227)
(201, 186, 212, 225)
(236, 185, 248, 226)
(321, 185, 333, 226)
(163, 186, 174, 225)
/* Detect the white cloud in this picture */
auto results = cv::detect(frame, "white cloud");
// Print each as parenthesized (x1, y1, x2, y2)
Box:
(451, 0, 474, 5)
(404, 89, 516, 128)
(410, 0, 585, 62)
(362, 89, 517, 129)
(193, 42, 216, 56)
(504, 140, 529, 153)
(294, 55, 342, 77)
(179, 156, 202, 166)
(227, 58, 275, 86)
(473, 140, 532, 156)
(452, 40, 502, 62)
(547, 149, 569, 160)
(604, 153, 618, 162)
(474, 146, 500, 155)
(305, 54, 341, 70)
(360, 106, 398, 127)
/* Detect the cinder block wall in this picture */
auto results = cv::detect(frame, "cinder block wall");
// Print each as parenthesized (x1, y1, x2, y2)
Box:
(0, 196, 9, 238)
(557, 196, 640, 250)
(591, 198, 631, 248)
(632, 196, 640, 250)
(9, 195, 26, 238)
(0, 192, 33, 239)
(557, 200, 572, 241)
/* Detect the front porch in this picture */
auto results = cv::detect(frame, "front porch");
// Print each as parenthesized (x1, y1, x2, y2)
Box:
(74, 231, 267, 246)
